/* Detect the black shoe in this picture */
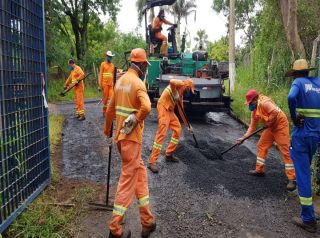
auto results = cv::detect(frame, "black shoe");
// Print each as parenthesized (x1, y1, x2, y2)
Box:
(287, 180, 297, 191)
(78, 115, 86, 121)
(248, 170, 265, 177)
(141, 223, 156, 238)
(166, 155, 179, 163)
(109, 229, 131, 238)
(292, 217, 317, 233)
(148, 164, 159, 173)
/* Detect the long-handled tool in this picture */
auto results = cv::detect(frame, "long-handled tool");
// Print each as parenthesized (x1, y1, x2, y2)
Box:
(221, 127, 265, 156)
(88, 68, 117, 211)
(177, 102, 199, 148)
(59, 73, 92, 97)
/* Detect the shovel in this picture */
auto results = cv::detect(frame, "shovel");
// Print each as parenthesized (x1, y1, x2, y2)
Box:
(59, 73, 92, 97)
(177, 102, 199, 148)
(221, 127, 266, 156)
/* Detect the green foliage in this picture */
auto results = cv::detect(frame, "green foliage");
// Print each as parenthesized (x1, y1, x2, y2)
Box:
(207, 36, 229, 61)
(4, 116, 95, 238)
(47, 76, 100, 103)
(212, 0, 259, 45)
(252, 0, 293, 85)
(297, 0, 320, 59)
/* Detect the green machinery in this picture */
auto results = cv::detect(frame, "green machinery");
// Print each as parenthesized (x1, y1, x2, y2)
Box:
(142, 0, 231, 113)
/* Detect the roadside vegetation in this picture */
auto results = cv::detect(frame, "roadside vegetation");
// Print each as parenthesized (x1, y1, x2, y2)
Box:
(4, 115, 95, 238)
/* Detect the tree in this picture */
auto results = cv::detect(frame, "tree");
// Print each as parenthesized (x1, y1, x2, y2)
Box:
(136, 0, 155, 24)
(168, 0, 197, 47)
(212, 0, 258, 47)
(50, 0, 120, 60)
(207, 36, 229, 61)
(280, 0, 306, 58)
(194, 29, 209, 50)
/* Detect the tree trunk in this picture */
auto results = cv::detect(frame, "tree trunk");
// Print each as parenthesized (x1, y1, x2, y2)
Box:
(280, 0, 306, 58)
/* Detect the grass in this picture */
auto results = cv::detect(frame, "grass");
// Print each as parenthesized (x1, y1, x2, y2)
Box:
(48, 76, 100, 103)
(229, 64, 292, 127)
(3, 115, 95, 238)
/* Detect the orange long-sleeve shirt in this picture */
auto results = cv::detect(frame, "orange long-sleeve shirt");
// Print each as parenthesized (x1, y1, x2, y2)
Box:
(64, 65, 85, 87)
(158, 79, 189, 128)
(244, 95, 281, 137)
(99, 61, 115, 87)
(104, 68, 151, 144)
(152, 16, 172, 31)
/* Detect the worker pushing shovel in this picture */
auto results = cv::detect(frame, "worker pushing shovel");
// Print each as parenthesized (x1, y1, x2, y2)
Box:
(62, 59, 87, 121)
(148, 79, 195, 174)
(235, 89, 296, 191)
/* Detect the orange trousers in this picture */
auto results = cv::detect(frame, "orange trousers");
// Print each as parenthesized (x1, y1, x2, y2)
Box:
(155, 32, 167, 55)
(74, 83, 85, 116)
(255, 112, 295, 180)
(109, 140, 154, 237)
(149, 104, 182, 165)
(102, 84, 113, 113)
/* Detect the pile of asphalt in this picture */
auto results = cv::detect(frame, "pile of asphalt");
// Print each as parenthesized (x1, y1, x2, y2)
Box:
(175, 137, 287, 199)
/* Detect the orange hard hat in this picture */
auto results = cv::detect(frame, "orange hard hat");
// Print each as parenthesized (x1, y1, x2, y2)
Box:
(130, 48, 150, 65)
(183, 79, 195, 94)
(245, 89, 258, 105)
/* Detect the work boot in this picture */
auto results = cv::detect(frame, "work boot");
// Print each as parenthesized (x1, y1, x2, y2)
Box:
(166, 155, 179, 163)
(78, 115, 86, 121)
(109, 229, 131, 238)
(286, 180, 296, 191)
(148, 164, 159, 173)
(292, 217, 317, 233)
(141, 222, 156, 238)
(248, 170, 265, 177)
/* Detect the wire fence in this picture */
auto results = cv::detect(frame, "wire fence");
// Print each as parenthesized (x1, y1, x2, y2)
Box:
(0, 0, 50, 233)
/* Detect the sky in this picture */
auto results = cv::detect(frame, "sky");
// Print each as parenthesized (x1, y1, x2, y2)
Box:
(114, 0, 243, 47)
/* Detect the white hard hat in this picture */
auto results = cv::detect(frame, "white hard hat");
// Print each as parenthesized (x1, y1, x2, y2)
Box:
(106, 51, 115, 57)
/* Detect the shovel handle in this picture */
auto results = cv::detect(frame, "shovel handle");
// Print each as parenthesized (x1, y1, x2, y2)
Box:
(221, 127, 265, 155)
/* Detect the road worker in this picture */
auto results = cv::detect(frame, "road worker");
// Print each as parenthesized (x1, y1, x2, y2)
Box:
(64, 59, 85, 121)
(104, 48, 155, 238)
(148, 79, 195, 173)
(236, 89, 296, 191)
(286, 59, 320, 233)
(99, 51, 116, 116)
(152, 9, 176, 55)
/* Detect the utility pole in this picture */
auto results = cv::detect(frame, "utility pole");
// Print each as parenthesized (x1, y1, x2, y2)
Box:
(229, 0, 236, 92)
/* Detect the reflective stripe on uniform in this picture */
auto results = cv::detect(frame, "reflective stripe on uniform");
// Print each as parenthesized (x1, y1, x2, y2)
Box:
(170, 137, 179, 145)
(113, 204, 128, 216)
(165, 86, 176, 106)
(285, 164, 295, 170)
(153, 142, 162, 150)
(116, 106, 137, 117)
(72, 79, 78, 84)
(296, 108, 320, 118)
(256, 157, 265, 165)
(299, 196, 312, 206)
(103, 73, 113, 78)
(138, 195, 149, 207)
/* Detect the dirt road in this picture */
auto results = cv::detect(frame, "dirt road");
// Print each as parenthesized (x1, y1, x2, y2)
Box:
(50, 101, 319, 238)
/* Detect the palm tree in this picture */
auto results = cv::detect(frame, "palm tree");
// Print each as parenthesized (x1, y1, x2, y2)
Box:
(194, 29, 208, 50)
(136, 0, 155, 24)
(168, 0, 197, 48)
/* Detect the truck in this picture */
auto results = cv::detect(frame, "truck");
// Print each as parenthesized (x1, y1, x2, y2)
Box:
(142, 0, 232, 113)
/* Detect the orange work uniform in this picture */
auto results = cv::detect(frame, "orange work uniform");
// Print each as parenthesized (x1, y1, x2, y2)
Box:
(64, 65, 85, 117)
(152, 16, 172, 55)
(104, 68, 154, 237)
(244, 95, 295, 180)
(149, 79, 191, 166)
(99, 61, 115, 113)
